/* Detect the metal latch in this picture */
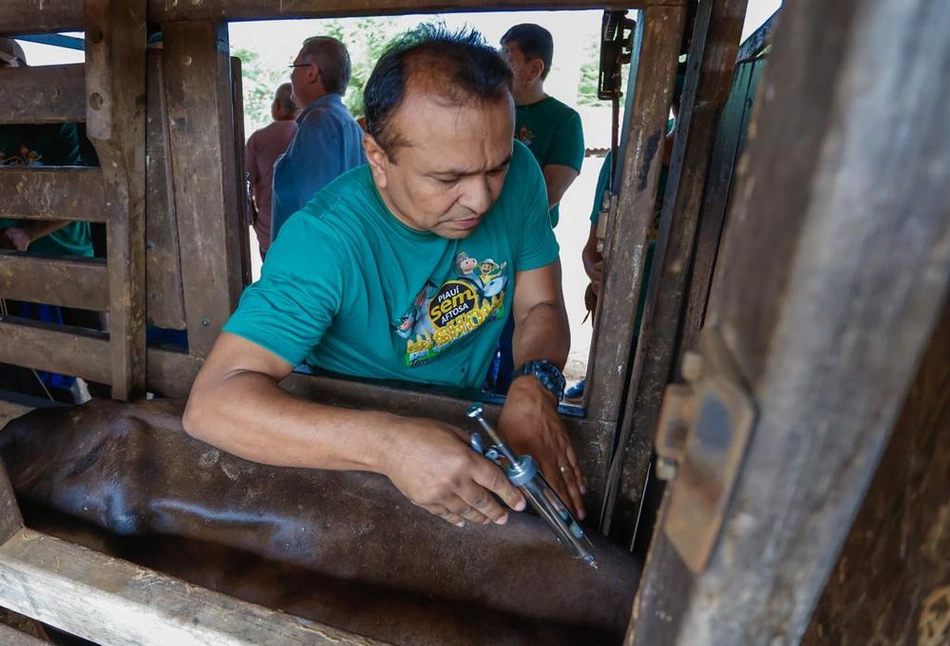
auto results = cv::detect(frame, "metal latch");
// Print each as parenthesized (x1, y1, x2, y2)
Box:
(653, 327, 756, 573)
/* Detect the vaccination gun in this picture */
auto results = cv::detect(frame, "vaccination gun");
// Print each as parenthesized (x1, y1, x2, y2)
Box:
(466, 404, 597, 568)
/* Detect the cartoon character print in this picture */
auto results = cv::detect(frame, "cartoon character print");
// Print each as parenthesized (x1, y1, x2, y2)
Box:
(516, 124, 534, 147)
(400, 252, 510, 367)
(477, 258, 508, 298)
(394, 280, 438, 340)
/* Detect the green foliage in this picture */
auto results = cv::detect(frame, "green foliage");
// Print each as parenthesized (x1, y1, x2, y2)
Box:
(233, 47, 288, 134)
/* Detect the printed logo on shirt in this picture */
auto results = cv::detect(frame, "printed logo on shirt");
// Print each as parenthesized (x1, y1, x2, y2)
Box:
(516, 125, 534, 147)
(394, 251, 509, 367)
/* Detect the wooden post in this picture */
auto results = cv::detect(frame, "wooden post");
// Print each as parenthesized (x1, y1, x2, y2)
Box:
(585, 5, 687, 429)
(231, 55, 254, 288)
(803, 299, 950, 645)
(628, 0, 950, 642)
(0, 462, 22, 546)
(84, 0, 148, 400)
(163, 22, 243, 356)
(601, 0, 750, 541)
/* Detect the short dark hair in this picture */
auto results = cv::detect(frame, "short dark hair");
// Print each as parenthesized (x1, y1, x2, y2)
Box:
(363, 24, 513, 159)
(500, 24, 554, 80)
(300, 36, 351, 95)
(274, 83, 297, 113)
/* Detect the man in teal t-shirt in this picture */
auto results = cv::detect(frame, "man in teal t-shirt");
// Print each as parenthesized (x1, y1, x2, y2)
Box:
(501, 23, 584, 228)
(0, 122, 94, 258)
(185, 26, 587, 532)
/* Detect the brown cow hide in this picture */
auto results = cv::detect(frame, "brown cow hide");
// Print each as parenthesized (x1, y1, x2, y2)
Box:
(1, 398, 640, 645)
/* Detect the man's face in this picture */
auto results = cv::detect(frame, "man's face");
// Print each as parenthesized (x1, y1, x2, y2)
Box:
(502, 42, 534, 90)
(289, 49, 315, 107)
(365, 88, 515, 240)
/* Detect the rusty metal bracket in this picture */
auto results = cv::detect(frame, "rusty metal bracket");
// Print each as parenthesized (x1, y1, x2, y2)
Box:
(654, 326, 756, 573)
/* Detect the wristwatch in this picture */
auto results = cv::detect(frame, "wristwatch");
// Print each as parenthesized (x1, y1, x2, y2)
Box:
(513, 360, 566, 403)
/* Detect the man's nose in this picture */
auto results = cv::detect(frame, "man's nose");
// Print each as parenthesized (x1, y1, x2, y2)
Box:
(458, 175, 493, 215)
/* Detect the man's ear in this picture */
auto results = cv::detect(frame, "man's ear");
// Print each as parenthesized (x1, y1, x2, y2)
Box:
(529, 58, 545, 83)
(363, 132, 390, 189)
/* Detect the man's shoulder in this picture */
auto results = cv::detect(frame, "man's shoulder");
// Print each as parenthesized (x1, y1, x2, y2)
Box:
(544, 96, 581, 123)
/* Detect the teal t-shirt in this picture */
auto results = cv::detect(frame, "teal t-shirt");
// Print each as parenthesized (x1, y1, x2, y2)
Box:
(224, 140, 558, 391)
(0, 123, 94, 258)
(515, 96, 584, 228)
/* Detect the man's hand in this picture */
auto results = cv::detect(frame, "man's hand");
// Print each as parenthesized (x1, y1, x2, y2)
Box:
(590, 259, 603, 296)
(382, 417, 526, 527)
(3, 227, 31, 251)
(498, 376, 587, 520)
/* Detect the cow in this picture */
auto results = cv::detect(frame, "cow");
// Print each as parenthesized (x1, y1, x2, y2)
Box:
(1, 398, 641, 645)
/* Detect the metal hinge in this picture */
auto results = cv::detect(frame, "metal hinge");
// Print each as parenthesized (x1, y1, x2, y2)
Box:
(654, 327, 756, 573)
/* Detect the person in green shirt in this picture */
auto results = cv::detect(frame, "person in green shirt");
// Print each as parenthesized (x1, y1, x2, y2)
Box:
(0, 40, 94, 259)
(185, 26, 586, 530)
(501, 23, 584, 228)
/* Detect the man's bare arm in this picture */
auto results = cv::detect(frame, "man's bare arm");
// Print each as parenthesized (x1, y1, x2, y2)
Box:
(498, 260, 586, 518)
(184, 333, 525, 526)
(510, 260, 571, 369)
(542, 164, 580, 210)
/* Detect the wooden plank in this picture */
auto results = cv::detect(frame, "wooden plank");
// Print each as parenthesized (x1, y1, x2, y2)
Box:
(0, 529, 383, 645)
(163, 21, 242, 357)
(150, 0, 681, 22)
(85, 0, 148, 401)
(803, 299, 950, 646)
(146, 347, 202, 398)
(585, 5, 687, 430)
(0, 1, 687, 35)
(218, 48, 247, 305)
(602, 0, 749, 540)
(0, 252, 108, 311)
(0, 168, 106, 223)
(0, 318, 111, 385)
(735, 8, 776, 62)
(678, 58, 756, 366)
(231, 55, 254, 288)
(0, 459, 22, 545)
(145, 48, 187, 330)
(0, 623, 46, 646)
(0, 65, 86, 125)
(628, 0, 950, 642)
(0, 1, 83, 35)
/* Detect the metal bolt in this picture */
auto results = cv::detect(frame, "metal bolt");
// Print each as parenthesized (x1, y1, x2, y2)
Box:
(201, 319, 210, 327)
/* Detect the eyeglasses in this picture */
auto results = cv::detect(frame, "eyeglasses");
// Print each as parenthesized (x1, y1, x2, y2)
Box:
(288, 62, 312, 69)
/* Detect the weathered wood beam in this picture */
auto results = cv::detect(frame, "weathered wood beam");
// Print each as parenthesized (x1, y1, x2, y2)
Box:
(628, 0, 950, 642)
(602, 0, 749, 540)
(0, 317, 111, 384)
(85, 0, 148, 401)
(735, 7, 775, 63)
(0, 1, 82, 35)
(0, 452, 22, 546)
(0, 0, 686, 34)
(803, 299, 950, 646)
(0, 529, 382, 645)
(0, 65, 85, 125)
(145, 347, 202, 397)
(678, 56, 765, 373)
(0, 168, 106, 223)
(586, 5, 687, 431)
(145, 48, 187, 330)
(163, 21, 242, 357)
(0, 252, 108, 311)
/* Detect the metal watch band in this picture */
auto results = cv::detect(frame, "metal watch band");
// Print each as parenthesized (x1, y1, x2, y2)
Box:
(513, 360, 566, 402)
